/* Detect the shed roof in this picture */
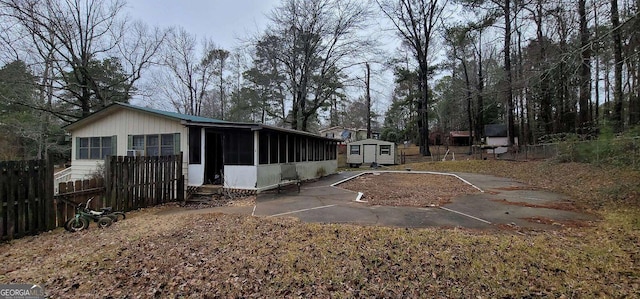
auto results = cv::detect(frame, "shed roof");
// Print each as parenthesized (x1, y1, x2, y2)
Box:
(450, 131, 474, 138)
(484, 124, 508, 137)
(347, 138, 395, 145)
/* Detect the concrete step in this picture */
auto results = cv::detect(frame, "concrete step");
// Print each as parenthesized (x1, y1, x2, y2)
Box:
(191, 185, 223, 196)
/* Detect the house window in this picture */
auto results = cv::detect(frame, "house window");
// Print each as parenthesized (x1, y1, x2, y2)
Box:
(380, 145, 391, 155)
(224, 130, 254, 165)
(279, 134, 287, 163)
(77, 136, 115, 160)
(270, 133, 279, 164)
(288, 135, 296, 163)
(189, 127, 201, 164)
(128, 134, 180, 156)
(301, 138, 307, 161)
(350, 145, 360, 155)
(259, 132, 269, 165)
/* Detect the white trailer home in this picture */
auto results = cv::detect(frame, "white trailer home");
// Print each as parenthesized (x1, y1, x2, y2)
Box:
(61, 102, 339, 193)
(346, 139, 398, 167)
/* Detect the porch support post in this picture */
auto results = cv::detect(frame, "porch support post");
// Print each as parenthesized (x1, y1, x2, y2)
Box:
(200, 128, 205, 167)
(254, 130, 259, 166)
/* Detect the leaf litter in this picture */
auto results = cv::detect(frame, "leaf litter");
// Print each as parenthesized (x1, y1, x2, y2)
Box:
(0, 160, 639, 297)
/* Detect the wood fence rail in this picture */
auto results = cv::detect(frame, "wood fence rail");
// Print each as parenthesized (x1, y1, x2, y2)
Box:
(0, 159, 55, 240)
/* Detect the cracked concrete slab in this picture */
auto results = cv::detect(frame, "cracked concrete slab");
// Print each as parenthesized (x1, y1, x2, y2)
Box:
(178, 171, 598, 230)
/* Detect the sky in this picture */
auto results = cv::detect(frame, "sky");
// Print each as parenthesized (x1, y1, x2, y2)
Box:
(125, 0, 397, 116)
(126, 0, 281, 49)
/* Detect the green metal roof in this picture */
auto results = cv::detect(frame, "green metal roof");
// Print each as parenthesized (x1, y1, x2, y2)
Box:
(64, 102, 341, 142)
(115, 102, 227, 124)
(64, 102, 227, 131)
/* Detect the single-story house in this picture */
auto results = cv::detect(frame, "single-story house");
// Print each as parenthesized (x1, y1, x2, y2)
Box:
(449, 130, 474, 146)
(346, 139, 398, 167)
(61, 102, 339, 192)
(319, 126, 379, 143)
(484, 124, 518, 154)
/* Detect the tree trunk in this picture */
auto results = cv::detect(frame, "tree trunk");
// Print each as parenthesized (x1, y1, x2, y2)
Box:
(504, 0, 516, 147)
(475, 30, 484, 144)
(420, 69, 431, 156)
(461, 59, 473, 154)
(578, 0, 592, 131)
(611, 0, 624, 132)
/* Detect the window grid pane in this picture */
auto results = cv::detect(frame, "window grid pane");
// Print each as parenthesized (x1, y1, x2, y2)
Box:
(350, 145, 360, 155)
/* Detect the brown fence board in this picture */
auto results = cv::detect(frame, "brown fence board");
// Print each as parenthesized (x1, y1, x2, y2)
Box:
(6, 163, 16, 239)
(0, 165, 6, 238)
(1, 159, 55, 241)
(104, 154, 184, 213)
(2, 154, 183, 241)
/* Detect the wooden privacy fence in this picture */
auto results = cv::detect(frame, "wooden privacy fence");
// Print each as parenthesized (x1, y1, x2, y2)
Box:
(0, 159, 55, 240)
(104, 154, 184, 212)
(54, 178, 106, 228)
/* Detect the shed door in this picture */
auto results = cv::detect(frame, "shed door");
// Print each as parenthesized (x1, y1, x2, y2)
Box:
(363, 144, 377, 163)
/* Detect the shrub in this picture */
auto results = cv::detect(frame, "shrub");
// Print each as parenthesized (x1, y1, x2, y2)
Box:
(555, 125, 640, 170)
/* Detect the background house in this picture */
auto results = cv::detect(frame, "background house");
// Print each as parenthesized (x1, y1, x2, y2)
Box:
(319, 126, 379, 143)
(61, 103, 339, 192)
(449, 131, 474, 146)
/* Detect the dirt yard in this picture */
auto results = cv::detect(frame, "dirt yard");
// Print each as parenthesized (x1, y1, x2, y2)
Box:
(338, 172, 479, 207)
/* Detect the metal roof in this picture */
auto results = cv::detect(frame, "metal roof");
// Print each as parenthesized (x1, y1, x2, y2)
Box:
(64, 102, 227, 131)
(484, 124, 508, 137)
(117, 102, 227, 124)
(64, 102, 341, 141)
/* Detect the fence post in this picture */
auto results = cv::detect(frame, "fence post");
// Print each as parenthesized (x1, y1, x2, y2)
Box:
(104, 156, 112, 209)
(0, 164, 6, 239)
(177, 152, 184, 202)
(45, 156, 55, 230)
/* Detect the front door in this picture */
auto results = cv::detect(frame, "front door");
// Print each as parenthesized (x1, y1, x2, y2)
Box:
(204, 131, 223, 185)
(363, 144, 377, 164)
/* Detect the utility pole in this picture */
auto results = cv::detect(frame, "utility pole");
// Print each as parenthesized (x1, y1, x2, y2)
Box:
(366, 62, 372, 139)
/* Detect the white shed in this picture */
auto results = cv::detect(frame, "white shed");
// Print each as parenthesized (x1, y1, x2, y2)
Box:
(346, 139, 398, 167)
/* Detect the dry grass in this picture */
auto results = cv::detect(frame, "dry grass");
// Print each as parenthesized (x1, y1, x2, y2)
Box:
(1, 160, 640, 297)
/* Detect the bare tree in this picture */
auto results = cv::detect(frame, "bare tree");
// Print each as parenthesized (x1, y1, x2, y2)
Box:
(266, 0, 373, 132)
(158, 27, 220, 116)
(209, 49, 229, 119)
(377, 0, 448, 156)
(1, 0, 165, 121)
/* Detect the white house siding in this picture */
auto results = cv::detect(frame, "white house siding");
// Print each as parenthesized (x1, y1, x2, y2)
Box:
(69, 109, 189, 182)
(224, 165, 258, 190)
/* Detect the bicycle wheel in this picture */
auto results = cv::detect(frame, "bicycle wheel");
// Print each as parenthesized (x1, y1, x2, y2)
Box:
(97, 216, 113, 228)
(108, 212, 126, 222)
(65, 217, 89, 232)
